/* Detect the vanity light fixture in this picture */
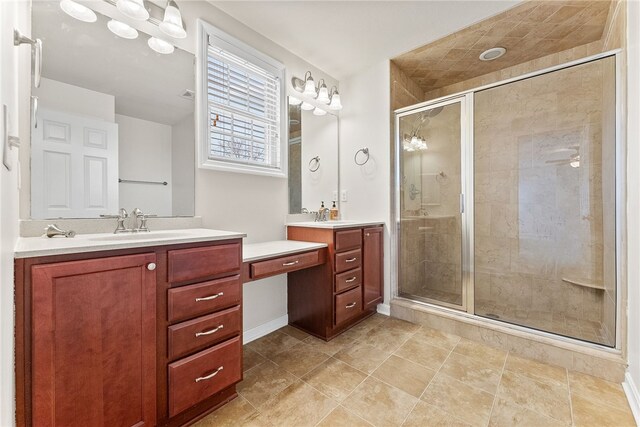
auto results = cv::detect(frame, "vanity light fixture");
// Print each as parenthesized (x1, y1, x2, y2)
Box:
(59, 0, 97, 23)
(302, 72, 317, 97)
(316, 79, 330, 104)
(148, 36, 174, 54)
(313, 107, 327, 116)
(288, 96, 303, 106)
(328, 86, 342, 110)
(300, 101, 315, 111)
(107, 19, 138, 39)
(116, 0, 149, 21)
(159, 0, 186, 39)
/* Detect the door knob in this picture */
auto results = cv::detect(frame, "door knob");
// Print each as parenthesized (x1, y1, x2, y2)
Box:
(147, 263, 156, 271)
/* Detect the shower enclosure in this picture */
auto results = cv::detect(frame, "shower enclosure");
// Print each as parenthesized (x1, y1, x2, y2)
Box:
(395, 54, 618, 347)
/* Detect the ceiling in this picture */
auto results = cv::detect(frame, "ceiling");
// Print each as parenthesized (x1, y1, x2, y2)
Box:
(209, 1, 521, 79)
(392, 0, 612, 93)
(32, 1, 195, 125)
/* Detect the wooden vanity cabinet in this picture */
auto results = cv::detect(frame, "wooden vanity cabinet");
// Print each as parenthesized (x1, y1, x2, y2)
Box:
(15, 238, 243, 427)
(287, 224, 384, 340)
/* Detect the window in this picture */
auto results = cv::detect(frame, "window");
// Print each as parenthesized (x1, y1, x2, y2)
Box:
(197, 20, 286, 177)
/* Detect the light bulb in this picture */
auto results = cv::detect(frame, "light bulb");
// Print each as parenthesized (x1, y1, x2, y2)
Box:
(159, 0, 186, 39)
(148, 37, 174, 54)
(107, 19, 138, 39)
(60, 0, 97, 22)
(117, 0, 149, 21)
(288, 97, 302, 106)
(313, 107, 327, 116)
(316, 80, 330, 104)
(329, 92, 342, 110)
(301, 102, 314, 111)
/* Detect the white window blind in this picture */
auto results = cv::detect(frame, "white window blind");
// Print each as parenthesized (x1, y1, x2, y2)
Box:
(206, 38, 281, 170)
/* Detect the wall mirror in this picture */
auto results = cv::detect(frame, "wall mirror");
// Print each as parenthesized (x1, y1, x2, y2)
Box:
(29, 1, 195, 219)
(288, 99, 339, 214)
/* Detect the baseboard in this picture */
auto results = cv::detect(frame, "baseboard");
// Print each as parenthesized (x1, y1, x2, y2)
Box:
(242, 314, 288, 344)
(377, 303, 390, 316)
(623, 372, 640, 425)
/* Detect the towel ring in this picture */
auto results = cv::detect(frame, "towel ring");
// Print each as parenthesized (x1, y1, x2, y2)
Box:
(308, 156, 320, 172)
(354, 148, 369, 166)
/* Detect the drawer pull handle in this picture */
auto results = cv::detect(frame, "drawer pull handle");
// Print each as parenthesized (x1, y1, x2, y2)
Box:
(345, 302, 357, 309)
(283, 260, 299, 266)
(346, 277, 357, 283)
(195, 325, 224, 337)
(195, 366, 224, 383)
(345, 257, 357, 263)
(195, 292, 224, 302)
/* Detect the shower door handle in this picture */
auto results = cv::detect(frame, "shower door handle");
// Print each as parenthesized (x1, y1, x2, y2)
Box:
(460, 194, 465, 214)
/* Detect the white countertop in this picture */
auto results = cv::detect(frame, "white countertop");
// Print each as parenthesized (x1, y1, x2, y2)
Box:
(285, 220, 384, 229)
(243, 240, 327, 262)
(14, 228, 246, 259)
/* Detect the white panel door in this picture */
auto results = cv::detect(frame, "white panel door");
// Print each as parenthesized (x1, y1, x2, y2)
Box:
(31, 108, 118, 218)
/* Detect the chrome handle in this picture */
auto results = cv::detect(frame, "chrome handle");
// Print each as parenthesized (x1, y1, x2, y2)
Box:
(195, 366, 223, 383)
(34, 38, 42, 88)
(195, 325, 224, 337)
(283, 260, 299, 266)
(345, 257, 357, 263)
(31, 96, 38, 128)
(346, 277, 357, 283)
(345, 302, 357, 309)
(460, 194, 465, 214)
(147, 263, 156, 271)
(195, 292, 224, 302)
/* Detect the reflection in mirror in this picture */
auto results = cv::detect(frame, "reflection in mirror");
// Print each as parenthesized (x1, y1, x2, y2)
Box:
(287, 99, 339, 214)
(30, 1, 195, 219)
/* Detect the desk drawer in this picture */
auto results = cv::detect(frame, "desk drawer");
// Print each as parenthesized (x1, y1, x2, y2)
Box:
(335, 268, 361, 293)
(168, 336, 241, 417)
(250, 250, 320, 280)
(335, 229, 362, 252)
(335, 249, 361, 273)
(168, 275, 241, 323)
(168, 306, 241, 360)
(335, 286, 362, 325)
(168, 242, 241, 283)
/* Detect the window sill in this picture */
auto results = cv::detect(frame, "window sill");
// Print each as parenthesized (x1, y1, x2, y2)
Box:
(198, 158, 287, 178)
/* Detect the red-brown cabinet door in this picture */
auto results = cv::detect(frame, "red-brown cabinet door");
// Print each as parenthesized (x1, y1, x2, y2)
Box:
(31, 253, 157, 427)
(363, 227, 384, 310)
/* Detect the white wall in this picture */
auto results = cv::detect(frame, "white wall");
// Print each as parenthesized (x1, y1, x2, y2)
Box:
(339, 60, 392, 306)
(116, 114, 173, 216)
(171, 113, 195, 216)
(34, 77, 115, 122)
(1, 2, 28, 425)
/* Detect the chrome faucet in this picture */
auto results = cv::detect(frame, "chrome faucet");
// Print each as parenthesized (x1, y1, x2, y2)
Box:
(101, 208, 129, 234)
(316, 206, 330, 222)
(131, 208, 151, 232)
(44, 224, 76, 238)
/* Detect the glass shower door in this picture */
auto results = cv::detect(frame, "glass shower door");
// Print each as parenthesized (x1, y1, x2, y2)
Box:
(397, 98, 467, 310)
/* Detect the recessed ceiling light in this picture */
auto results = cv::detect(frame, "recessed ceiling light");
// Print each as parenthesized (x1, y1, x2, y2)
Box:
(107, 19, 138, 39)
(479, 47, 506, 61)
(59, 0, 97, 23)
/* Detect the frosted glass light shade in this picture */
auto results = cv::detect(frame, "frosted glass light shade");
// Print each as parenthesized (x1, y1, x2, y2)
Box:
(159, 0, 186, 39)
(60, 0, 97, 22)
(329, 93, 342, 110)
(301, 102, 314, 111)
(289, 97, 302, 106)
(117, 0, 149, 21)
(316, 84, 330, 104)
(313, 107, 327, 116)
(148, 37, 174, 54)
(107, 19, 138, 39)
(303, 77, 317, 97)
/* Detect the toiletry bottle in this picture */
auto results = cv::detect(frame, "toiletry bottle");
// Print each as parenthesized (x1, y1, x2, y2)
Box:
(330, 201, 339, 220)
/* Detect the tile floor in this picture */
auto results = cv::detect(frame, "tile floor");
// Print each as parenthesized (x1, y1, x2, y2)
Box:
(193, 314, 636, 427)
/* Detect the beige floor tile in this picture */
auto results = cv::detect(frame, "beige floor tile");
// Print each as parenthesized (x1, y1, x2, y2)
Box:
(395, 337, 451, 370)
(237, 360, 297, 408)
(372, 354, 436, 398)
(571, 393, 636, 427)
(279, 324, 311, 341)
(340, 319, 378, 341)
(403, 401, 472, 427)
(453, 339, 507, 370)
(270, 342, 330, 378)
(246, 331, 301, 359)
(317, 405, 373, 427)
(497, 370, 572, 424)
(243, 348, 266, 373)
(421, 373, 495, 427)
(358, 327, 414, 352)
(439, 352, 502, 394)
(191, 395, 257, 427)
(302, 358, 368, 402)
(334, 341, 392, 374)
(343, 377, 418, 427)
(411, 326, 461, 351)
(504, 353, 568, 388)
(382, 317, 421, 335)
(259, 381, 337, 427)
(238, 411, 275, 427)
(568, 371, 631, 411)
(303, 333, 354, 356)
(488, 398, 567, 427)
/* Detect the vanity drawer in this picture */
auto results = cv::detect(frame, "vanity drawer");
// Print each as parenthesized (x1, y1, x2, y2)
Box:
(168, 336, 241, 417)
(335, 229, 362, 252)
(335, 286, 362, 325)
(250, 250, 321, 280)
(168, 306, 241, 360)
(168, 275, 241, 323)
(335, 249, 361, 273)
(335, 268, 361, 293)
(168, 242, 241, 283)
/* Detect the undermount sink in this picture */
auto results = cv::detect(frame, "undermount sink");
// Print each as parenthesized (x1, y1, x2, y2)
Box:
(88, 231, 193, 242)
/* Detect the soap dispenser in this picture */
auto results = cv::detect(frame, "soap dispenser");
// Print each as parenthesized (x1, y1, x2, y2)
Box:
(330, 201, 339, 220)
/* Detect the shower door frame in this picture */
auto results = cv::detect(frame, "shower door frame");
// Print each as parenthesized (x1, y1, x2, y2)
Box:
(392, 49, 625, 351)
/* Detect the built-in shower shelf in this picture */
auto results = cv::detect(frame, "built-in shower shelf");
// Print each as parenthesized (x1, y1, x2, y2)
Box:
(562, 277, 605, 291)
